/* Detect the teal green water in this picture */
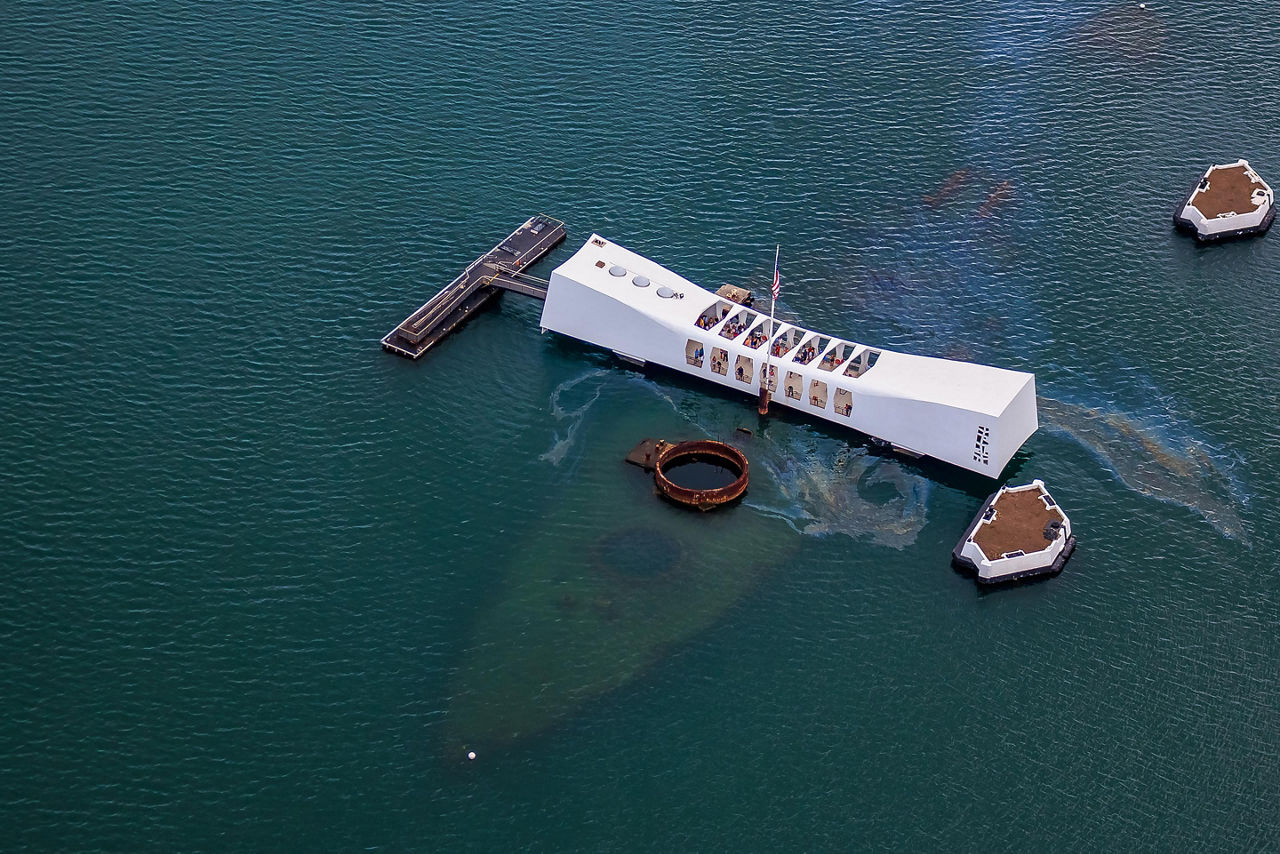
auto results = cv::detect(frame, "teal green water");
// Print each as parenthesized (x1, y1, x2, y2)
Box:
(3, 1, 1279, 850)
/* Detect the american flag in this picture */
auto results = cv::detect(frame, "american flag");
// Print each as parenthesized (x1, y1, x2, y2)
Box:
(771, 248, 780, 301)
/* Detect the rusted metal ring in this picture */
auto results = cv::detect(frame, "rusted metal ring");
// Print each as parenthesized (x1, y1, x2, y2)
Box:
(653, 440, 749, 511)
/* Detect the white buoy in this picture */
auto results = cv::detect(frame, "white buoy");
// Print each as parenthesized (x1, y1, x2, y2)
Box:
(467, 751, 476, 761)
(1139, 3, 1146, 8)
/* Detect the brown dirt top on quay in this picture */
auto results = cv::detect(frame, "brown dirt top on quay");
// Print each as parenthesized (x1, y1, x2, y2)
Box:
(973, 487, 1065, 560)
(1189, 164, 1267, 218)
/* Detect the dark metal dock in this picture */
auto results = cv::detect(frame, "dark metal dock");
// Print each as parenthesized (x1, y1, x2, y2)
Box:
(381, 215, 566, 359)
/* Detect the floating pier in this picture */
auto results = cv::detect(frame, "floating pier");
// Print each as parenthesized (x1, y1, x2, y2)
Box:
(381, 215, 566, 359)
(1174, 160, 1274, 242)
(952, 479, 1075, 585)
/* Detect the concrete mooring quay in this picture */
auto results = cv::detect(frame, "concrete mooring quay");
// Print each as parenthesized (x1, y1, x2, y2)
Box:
(381, 215, 566, 359)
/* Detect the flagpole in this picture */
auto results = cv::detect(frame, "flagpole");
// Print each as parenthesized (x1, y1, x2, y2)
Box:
(758, 244, 780, 416)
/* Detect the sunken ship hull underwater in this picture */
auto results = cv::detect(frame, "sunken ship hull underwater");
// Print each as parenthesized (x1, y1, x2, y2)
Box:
(443, 397, 791, 757)
(539, 235, 1039, 477)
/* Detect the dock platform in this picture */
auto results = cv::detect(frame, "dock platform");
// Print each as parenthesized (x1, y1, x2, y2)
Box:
(952, 479, 1075, 584)
(1174, 160, 1274, 242)
(381, 215, 566, 359)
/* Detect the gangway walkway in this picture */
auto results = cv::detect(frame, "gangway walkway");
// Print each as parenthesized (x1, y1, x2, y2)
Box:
(381, 215, 566, 359)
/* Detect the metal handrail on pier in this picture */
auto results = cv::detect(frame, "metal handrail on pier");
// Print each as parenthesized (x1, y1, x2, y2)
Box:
(381, 215, 566, 359)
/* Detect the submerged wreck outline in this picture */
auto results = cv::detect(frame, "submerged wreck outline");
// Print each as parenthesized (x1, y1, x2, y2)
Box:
(444, 370, 935, 757)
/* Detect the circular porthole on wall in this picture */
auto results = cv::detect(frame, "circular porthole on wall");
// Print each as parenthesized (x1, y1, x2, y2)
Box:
(656, 286, 676, 299)
(609, 265, 627, 277)
(632, 275, 650, 287)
